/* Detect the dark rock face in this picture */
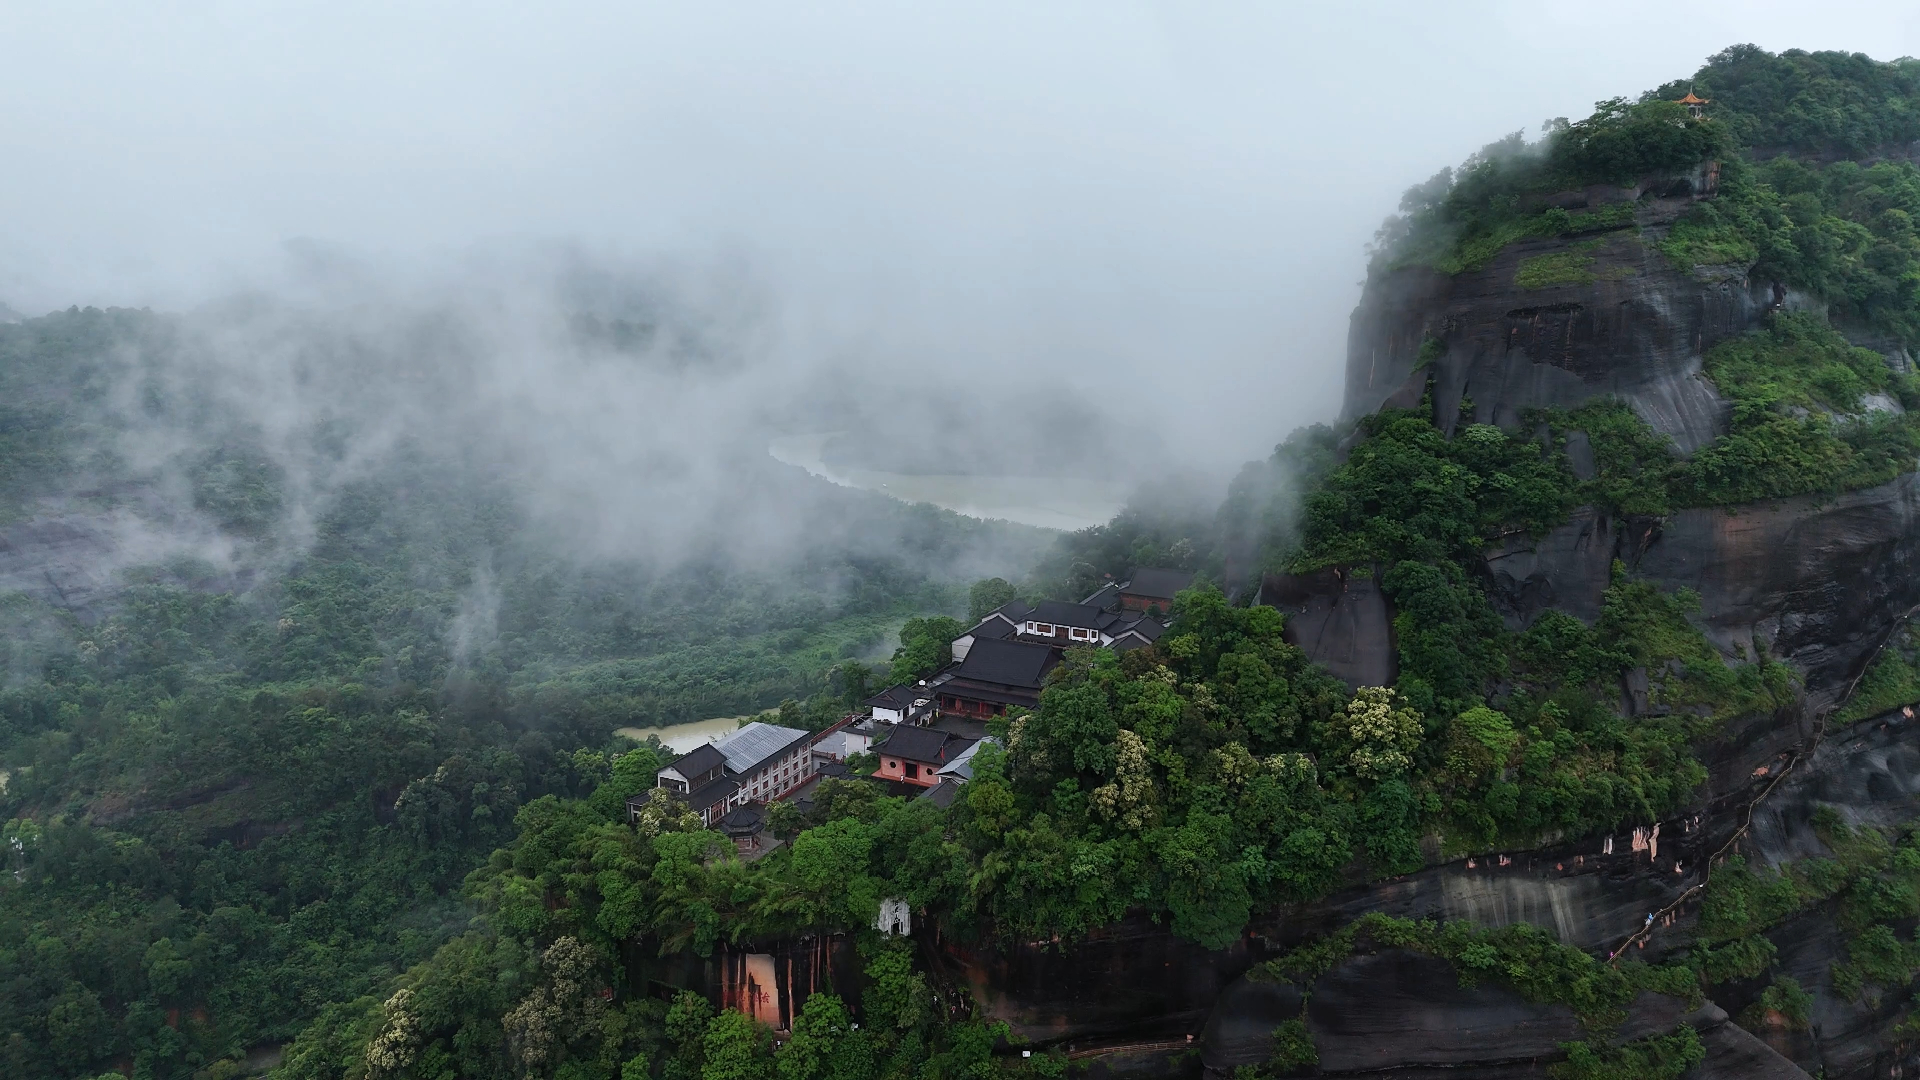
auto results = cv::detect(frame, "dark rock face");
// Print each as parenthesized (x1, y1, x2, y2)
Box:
(1345, 200, 1762, 454)
(1482, 472, 1920, 708)
(1258, 567, 1398, 688)
(1196, 953, 1806, 1078)
(936, 915, 1250, 1042)
(1305, 951, 1591, 1070)
(1634, 474, 1920, 704)
(1196, 977, 1301, 1074)
(1484, 506, 1617, 626)
(0, 513, 124, 619)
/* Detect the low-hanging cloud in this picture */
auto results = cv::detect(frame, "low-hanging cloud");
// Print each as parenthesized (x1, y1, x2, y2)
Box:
(3, 2, 1917, 516)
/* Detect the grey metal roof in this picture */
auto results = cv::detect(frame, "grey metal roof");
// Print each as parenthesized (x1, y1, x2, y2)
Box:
(715, 722, 811, 773)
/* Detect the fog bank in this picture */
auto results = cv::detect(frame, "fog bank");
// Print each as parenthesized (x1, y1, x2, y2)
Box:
(3, 2, 1916, 480)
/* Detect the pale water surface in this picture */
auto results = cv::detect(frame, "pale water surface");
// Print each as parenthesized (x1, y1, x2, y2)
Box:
(768, 433, 1125, 532)
(616, 716, 752, 753)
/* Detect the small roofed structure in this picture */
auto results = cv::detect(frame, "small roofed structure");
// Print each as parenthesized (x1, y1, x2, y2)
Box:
(865, 684, 933, 725)
(1676, 90, 1709, 119)
(937, 637, 1058, 719)
(951, 601, 1030, 662)
(918, 777, 966, 808)
(718, 804, 765, 854)
(656, 743, 727, 795)
(936, 736, 997, 782)
(1118, 568, 1194, 614)
(873, 726, 976, 787)
(1107, 617, 1165, 652)
(811, 719, 873, 765)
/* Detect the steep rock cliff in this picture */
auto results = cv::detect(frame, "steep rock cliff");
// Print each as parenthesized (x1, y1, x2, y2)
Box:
(934, 182, 1920, 1076)
(1345, 190, 1758, 452)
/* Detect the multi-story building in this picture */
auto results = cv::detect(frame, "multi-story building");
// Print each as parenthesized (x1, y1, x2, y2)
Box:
(637, 721, 817, 827)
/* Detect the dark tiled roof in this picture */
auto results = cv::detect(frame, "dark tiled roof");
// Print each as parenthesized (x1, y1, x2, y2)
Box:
(939, 678, 1043, 708)
(1028, 600, 1114, 628)
(874, 726, 974, 765)
(719, 804, 764, 836)
(918, 778, 965, 808)
(991, 601, 1034, 622)
(967, 619, 1015, 642)
(1123, 568, 1194, 600)
(1115, 616, 1166, 641)
(665, 743, 726, 780)
(680, 773, 740, 812)
(1081, 582, 1122, 610)
(952, 637, 1058, 689)
(866, 685, 921, 710)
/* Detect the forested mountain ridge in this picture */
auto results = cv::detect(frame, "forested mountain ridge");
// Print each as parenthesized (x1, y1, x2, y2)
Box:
(8, 41, 1920, 1080)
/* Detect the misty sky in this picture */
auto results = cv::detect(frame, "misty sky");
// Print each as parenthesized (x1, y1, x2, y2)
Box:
(4, 2, 1918, 473)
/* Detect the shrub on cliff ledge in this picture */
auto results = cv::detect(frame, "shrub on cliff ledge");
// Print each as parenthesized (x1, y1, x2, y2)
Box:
(1378, 98, 1722, 274)
(1676, 313, 1920, 504)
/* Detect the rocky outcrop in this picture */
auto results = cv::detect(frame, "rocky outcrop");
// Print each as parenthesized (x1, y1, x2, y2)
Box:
(0, 513, 124, 619)
(1634, 475, 1920, 705)
(1196, 950, 1781, 1079)
(933, 914, 1251, 1043)
(1479, 473, 1920, 710)
(1258, 567, 1398, 688)
(1345, 196, 1761, 453)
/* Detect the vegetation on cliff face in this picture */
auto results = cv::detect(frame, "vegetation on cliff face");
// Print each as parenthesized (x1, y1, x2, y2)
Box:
(1655, 46, 1920, 343)
(1837, 615, 1920, 724)
(1686, 812, 1920, 1027)
(1652, 45, 1920, 160)
(1379, 98, 1724, 274)
(1662, 152, 1920, 344)
(1379, 45, 1920, 352)
(1679, 314, 1920, 502)
(1538, 314, 1920, 512)
(1246, 912, 1704, 1078)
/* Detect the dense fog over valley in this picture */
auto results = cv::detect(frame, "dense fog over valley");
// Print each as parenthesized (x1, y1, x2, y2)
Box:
(5, 3, 1917, 489)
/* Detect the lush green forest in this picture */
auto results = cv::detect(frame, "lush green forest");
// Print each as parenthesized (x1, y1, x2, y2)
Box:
(7, 41, 1920, 1080)
(0, 303, 1058, 1079)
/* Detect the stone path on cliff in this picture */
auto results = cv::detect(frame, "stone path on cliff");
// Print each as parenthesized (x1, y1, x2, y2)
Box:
(1604, 603, 1920, 964)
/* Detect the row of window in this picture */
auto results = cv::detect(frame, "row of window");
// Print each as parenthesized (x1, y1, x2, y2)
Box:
(1022, 621, 1101, 642)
